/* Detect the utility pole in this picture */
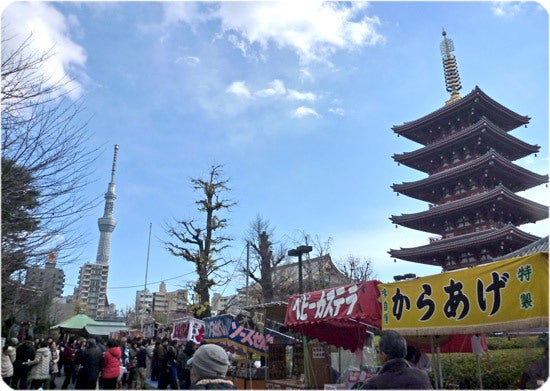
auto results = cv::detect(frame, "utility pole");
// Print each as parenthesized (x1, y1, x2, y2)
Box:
(245, 241, 250, 307)
(141, 222, 152, 332)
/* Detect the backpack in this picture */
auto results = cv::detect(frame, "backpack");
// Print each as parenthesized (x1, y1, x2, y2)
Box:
(63, 344, 75, 362)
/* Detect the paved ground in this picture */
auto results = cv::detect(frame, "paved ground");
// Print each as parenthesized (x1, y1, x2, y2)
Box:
(49, 371, 157, 390)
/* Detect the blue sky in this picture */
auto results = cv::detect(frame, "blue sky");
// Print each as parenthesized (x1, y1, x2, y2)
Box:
(2, 1, 548, 311)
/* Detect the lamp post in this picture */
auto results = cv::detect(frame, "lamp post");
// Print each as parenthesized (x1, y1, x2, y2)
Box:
(288, 245, 312, 294)
(393, 273, 417, 281)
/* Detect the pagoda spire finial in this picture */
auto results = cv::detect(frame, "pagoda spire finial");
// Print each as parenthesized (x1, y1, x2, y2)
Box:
(440, 28, 462, 105)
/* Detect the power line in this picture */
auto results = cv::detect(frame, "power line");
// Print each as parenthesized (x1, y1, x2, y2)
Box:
(64, 271, 196, 290)
(219, 242, 248, 297)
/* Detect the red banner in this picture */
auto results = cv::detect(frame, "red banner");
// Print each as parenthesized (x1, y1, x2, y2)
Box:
(285, 281, 382, 351)
(171, 317, 204, 343)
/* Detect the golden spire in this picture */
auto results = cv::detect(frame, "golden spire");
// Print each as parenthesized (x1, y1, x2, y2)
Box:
(440, 28, 462, 104)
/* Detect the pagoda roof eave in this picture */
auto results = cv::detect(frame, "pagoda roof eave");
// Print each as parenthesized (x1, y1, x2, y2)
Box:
(392, 150, 549, 200)
(392, 86, 530, 143)
(393, 116, 540, 170)
(391, 185, 549, 232)
(388, 225, 540, 265)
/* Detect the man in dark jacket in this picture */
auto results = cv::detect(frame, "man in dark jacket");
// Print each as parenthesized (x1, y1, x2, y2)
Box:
(177, 341, 196, 389)
(363, 330, 432, 389)
(74, 338, 103, 389)
(11, 337, 35, 389)
(156, 338, 170, 389)
(135, 340, 148, 389)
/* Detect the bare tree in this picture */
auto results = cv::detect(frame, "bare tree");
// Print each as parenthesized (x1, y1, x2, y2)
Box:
(336, 255, 376, 282)
(242, 216, 287, 304)
(293, 230, 333, 257)
(1, 32, 99, 324)
(164, 165, 236, 318)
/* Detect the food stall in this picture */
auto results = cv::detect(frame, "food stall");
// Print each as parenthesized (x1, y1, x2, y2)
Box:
(282, 280, 383, 389)
(378, 252, 548, 388)
(204, 314, 274, 389)
(239, 302, 301, 389)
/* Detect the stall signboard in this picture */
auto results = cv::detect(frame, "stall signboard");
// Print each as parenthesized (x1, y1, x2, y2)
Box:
(171, 317, 204, 343)
(204, 314, 274, 355)
(285, 280, 382, 351)
(378, 252, 548, 335)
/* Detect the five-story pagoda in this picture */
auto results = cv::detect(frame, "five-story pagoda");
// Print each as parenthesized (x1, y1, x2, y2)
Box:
(389, 30, 549, 271)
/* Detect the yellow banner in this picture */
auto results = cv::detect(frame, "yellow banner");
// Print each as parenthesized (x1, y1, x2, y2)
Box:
(378, 252, 548, 335)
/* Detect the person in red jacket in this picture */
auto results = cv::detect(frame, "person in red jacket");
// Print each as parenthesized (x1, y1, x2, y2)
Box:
(100, 339, 122, 389)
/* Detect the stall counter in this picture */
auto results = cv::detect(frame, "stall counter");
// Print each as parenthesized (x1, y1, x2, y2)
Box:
(265, 378, 307, 389)
(231, 377, 266, 390)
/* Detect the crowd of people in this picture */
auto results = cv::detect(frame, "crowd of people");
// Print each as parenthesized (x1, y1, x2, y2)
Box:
(1, 334, 236, 390)
(3, 330, 547, 390)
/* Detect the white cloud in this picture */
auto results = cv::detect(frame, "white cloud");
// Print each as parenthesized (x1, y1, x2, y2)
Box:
(2, 2, 87, 100)
(228, 79, 317, 104)
(329, 107, 345, 116)
(175, 56, 201, 66)
(292, 106, 319, 118)
(163, 2, 384, 65)
(491, 1, 522, 17)
(226, 81, 252, 98)
(287, 89, 316, 101)
(300, 68, 314, 82)
(255, 79, 286, 97)
(162, 2, 210, 28)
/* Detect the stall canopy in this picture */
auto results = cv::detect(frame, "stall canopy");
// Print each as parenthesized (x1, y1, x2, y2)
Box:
(84, 321, 127, 336)
(204, 314, 274, 355)
(378, 252, 548, 335)
(51, 313, 98, 330)
(284, 280, 382, 351)
(50, 314, 127, 336)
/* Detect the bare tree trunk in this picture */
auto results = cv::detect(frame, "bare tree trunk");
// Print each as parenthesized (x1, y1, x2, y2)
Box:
(164, 165, 235, 319)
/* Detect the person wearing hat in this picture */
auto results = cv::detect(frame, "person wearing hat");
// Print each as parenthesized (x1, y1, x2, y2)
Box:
(187, 344, 236, 389)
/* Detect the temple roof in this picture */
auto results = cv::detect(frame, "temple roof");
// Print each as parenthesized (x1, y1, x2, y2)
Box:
(392, 86, 530, 145)
(391, 185, 549, 234)
(392, 150, 549, 203)
(392, 116, 540, 173)
(388, 224, 540, 268)
(492, 236, 549, 261)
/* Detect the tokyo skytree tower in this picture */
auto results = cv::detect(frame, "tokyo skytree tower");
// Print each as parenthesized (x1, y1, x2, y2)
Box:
(96, 144, 119, 265)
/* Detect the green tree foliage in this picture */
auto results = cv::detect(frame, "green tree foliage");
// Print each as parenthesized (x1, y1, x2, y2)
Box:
(436, 347, 544, 389)
(1, 157, 40, 277)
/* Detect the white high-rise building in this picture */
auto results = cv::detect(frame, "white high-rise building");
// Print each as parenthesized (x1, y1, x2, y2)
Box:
(75, 145, 119, 319)
(136, 288, 153, 315)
